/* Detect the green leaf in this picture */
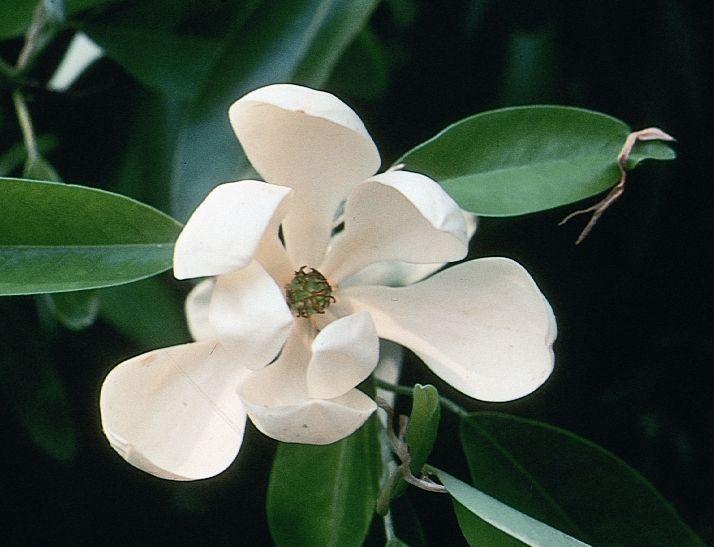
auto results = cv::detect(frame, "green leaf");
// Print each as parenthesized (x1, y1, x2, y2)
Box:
(398, 106, 675, 216)
(99, 275, 190, 349)
(40, 290, 100, 330)
(432, 468, 589, 547)
(0, 298, 77, 463)
(267, 416, 381, 547)
(0, 177, 182, 295)
(460, 412, 705, 546)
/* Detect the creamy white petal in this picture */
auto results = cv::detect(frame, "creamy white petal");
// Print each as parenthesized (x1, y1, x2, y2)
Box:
(174, 180, 291, 279)
(339, 209, 478, 288)
(321, 171, 468, 283)
(229, 84, 380, 266)
(185, 279, 216, 341)
(100, 340, 250, 480)
(333, 258, 556, 402)
(239, 323, 376, 444)
(306, 312, 379, 399)
(209, 261, 293, 369)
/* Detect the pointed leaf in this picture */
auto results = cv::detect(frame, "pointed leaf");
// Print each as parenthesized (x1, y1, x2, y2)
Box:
(432, 468, 589, 547)
(398, 106, 675, 216)
(460, 412, 704, 546)
(0, 178, 181, 295)
(268, 416, 381, 547)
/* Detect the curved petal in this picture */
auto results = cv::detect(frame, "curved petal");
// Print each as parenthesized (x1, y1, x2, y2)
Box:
(174, 180, 291, 279)
(307, 312, 379, 399)
(339, 209, 478, 288)
(333, 258, 557, 402)
(321, 171, 468, 283)
(100, 340, 250, 480)
(239, 323, 376, 444)
(209, 261, 293, 369)
(229, 84, 381, 266)
(185, 279, 216, 341)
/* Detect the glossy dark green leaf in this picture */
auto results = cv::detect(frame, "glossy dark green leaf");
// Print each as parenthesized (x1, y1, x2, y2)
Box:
(432, 468, 588, 547)
(0, 298, 77, 462)
(461, 412, 704, 546)
(99, 275, 190, 349)
(40, 290, 100, 330)
(0, 177, 182, 295)
(398, 106, 675, 216)
(170, 0, 380, 221)
(268, 417, 381, 547)
(80, 1, 261, 98)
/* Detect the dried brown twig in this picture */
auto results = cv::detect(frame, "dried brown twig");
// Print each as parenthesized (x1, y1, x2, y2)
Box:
(559, 127, 675, 244)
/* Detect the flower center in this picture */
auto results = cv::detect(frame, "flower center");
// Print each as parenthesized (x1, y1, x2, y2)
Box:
(285, 266, 335, 318)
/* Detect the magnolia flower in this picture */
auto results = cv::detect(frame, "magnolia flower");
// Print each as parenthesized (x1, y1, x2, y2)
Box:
(100, 84, 556, 481)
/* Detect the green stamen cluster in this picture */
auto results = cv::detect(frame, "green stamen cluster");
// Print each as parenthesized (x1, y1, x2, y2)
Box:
(285, 266, 335, 318)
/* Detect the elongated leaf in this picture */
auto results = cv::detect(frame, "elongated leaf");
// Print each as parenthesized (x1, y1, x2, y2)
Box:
(0, 298, 77, 462)
(432, 468, 589, 547)
(461, 412, 704, 546)
(80, 0, 258, 100)
(267, 417, 381, 547)
(0, 178, 182, 295)
(398, 106, 675, 216)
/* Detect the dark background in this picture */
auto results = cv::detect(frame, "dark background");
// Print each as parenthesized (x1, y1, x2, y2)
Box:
(2, 0, 712, 544)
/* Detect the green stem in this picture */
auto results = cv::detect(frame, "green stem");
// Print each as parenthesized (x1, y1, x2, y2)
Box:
(12, 90, 39, 163)
(382, 505, 398, 541)
(375, 378, 469, 417)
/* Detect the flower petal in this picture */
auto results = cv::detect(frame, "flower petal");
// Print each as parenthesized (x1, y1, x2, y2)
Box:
(307, 312, 379, 399)
(174, 180, 291, 279)
(239, 323, 376, 444)
(185, 279, 216, 341)
(100, 340, 250, 480)
(333, 258, 556, 402)
(339, 210, 479, 288)
(209, 261, 293, 369)
(229, 84, 380, 266)
(320, 170, 468, 283)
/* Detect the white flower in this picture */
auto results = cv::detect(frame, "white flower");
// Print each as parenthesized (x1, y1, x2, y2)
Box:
(99, 84, 556, 481)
